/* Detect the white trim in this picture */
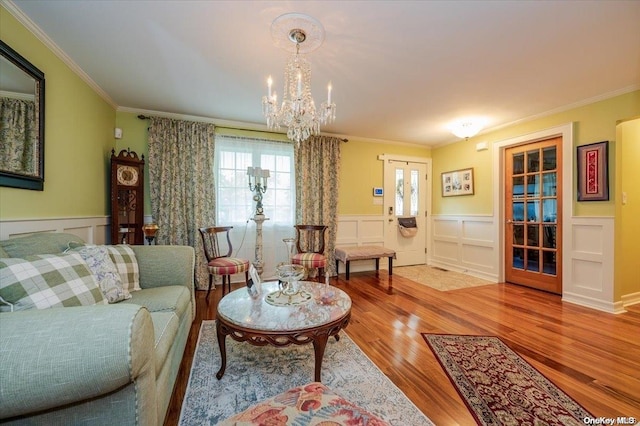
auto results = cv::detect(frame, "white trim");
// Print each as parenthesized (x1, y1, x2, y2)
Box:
(563, 292, 625, 315)
(622, 292, 640, 308)
(2, 0, 117, 109)
(434, 85, 639, 148)
(492, 123, 617, 313)
(379, 154, 432, 267)
(430, 214, 498, 283)
(492, 123, 573, 284)
(336, 215, 387, 274)
(0, 216, 110, 243)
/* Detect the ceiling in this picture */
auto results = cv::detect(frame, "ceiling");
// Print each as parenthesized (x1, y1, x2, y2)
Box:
(7, 0, 640, 146)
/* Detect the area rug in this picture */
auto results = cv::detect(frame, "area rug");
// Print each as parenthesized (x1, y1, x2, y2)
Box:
(179, 320, 433, 425)
(394, 265, 493, 291)
(422, 334, 592, 425)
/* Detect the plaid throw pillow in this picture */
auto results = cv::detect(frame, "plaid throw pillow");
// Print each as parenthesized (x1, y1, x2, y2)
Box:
(0, 253, 107, 312)
(105, 245, 141, 293)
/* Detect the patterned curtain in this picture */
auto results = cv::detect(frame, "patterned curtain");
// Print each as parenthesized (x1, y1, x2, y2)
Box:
(148, 117, 216, 289)
(294, 135, 342, 276)
(0, 98, 37, 175)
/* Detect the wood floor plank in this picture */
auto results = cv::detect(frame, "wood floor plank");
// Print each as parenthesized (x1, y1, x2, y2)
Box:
(164, 271, 640, 425)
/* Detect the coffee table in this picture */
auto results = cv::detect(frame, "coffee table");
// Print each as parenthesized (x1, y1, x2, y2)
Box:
(215, 280, 351, 382)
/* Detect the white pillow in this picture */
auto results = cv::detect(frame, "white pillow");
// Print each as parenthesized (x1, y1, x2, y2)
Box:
(70, 245, 131, 303)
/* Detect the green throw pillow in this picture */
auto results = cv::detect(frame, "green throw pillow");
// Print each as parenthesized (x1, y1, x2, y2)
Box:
(0, 253, 107, 312)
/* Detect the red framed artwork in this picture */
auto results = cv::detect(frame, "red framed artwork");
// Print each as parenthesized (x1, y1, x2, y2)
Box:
(577, 141, 609, 201)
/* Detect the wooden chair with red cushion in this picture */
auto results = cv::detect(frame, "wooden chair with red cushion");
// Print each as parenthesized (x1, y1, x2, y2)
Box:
(199, 226, 249, 300)
(291, 224, 327, 282)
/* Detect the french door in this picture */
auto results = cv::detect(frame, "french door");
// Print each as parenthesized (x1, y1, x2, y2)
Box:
(384, 160, 427, 266)
(505, 137, 562, 294)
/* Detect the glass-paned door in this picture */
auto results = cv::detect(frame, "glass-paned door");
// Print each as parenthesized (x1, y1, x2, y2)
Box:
(505, 137, 562, 294)
(384, 160, 427, 266)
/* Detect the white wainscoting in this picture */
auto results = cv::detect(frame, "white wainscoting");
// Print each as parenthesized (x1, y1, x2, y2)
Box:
(562, 216, 618, 313)
(336, 214, 499, 281)
(430, 215, 499, 282)
(0, 216, 110, 244)
(336, 215, 387, 274)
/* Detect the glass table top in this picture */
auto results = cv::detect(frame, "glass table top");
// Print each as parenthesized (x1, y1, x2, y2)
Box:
(217, 281, 352, 332)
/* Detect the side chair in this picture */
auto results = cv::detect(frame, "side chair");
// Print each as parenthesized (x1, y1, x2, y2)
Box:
(198, 226, 250, 301)
(291, 224, 327, 282)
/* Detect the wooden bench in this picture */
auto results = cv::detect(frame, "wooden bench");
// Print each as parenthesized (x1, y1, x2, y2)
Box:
(334, 245, 396, 280)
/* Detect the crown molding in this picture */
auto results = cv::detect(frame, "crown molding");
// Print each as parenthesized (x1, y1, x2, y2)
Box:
(118, 106, 428, 147)
(434, 84, 640, 149)
(2, 0, 117, 109)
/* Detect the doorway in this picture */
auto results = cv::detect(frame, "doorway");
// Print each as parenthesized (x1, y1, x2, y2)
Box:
(504, 137, 563, 294)
(383, 159, 428, 266)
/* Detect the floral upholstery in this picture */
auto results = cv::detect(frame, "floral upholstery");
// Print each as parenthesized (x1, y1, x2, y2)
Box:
(292, 252, 326, 268)
(220, 382, 389, 426)
(207, 257, 249, 275)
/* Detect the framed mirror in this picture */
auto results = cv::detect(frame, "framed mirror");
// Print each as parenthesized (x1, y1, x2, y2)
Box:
(0, 39, 45, 190)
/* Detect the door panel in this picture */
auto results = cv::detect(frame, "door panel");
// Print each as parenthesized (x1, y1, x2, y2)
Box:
(505, 137, 562, 294)
(384, 160, 427, 266)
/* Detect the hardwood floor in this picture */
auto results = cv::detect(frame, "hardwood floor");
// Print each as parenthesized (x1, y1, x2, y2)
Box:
(164, 272, 640, 425)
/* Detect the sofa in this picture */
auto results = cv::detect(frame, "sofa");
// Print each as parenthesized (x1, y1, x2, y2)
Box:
(0, 233, 195, 425)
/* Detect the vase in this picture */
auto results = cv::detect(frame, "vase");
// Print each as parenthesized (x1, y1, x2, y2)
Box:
(275, 264, 305, 296)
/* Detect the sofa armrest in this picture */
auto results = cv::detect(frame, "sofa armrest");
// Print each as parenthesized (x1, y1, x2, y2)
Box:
(132, 245, 196, 320)
(132, 245, 195, 290)
(0, 304, 156, 420)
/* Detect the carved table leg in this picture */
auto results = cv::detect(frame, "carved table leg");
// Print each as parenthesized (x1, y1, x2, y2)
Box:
(312, 334, 330, 382)
(216, 320, 227, 380)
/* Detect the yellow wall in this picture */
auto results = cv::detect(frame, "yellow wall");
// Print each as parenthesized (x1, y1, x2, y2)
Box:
(432, 91, 640, 216)
(339, 139, 430, 214)
(0, 7, 116, 219)
(615, 117, 640, 300)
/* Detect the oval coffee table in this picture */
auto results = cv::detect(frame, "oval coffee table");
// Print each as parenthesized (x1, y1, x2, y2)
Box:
(215, 280, 351, 382)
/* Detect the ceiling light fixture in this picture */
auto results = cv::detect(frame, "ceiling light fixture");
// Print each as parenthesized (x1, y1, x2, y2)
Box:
(262, 13, 336, 145)
(450, 119, 485, 140)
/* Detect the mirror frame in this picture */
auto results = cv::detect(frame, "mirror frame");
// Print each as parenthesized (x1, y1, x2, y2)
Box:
(0, 39, 45, 191)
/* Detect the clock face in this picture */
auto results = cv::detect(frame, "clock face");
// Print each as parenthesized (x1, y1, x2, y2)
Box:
(117, 165, 139, 186)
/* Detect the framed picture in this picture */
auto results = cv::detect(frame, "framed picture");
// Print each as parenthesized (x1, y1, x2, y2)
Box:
(577, 141, 609, 201)
(441, 168, 474, 197)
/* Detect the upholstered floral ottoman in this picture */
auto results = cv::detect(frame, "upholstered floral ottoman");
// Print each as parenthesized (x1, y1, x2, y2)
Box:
(219, 382, 390, 425)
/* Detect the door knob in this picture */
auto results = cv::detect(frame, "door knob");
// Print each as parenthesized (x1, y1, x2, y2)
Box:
(388, 219, 394, 222)
(506, 219, 513, 224)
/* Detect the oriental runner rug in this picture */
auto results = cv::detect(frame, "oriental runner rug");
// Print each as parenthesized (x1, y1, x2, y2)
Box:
(179, 320, 433, 425)
(423, 334, 592, 426)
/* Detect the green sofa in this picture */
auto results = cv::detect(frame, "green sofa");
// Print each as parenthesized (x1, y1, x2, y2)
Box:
(0, 233, 195, 425)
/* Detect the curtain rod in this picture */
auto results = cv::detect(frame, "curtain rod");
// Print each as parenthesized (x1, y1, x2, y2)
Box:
(137, 115, 348, 142)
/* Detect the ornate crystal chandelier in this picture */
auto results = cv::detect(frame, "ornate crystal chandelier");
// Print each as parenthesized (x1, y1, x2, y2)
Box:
(262, 13, 336, 145)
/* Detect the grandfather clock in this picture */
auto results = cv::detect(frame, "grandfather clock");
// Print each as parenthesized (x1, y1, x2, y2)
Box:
(110, 149, 144, 245)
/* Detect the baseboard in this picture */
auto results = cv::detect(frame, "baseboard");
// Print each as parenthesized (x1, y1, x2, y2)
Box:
(621, 292, 640, 308)
(562, 292, 625, 314)
(427, 259, 499, 283)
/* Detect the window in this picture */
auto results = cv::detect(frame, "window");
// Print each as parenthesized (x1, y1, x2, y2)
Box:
(214, 135, 295, 278)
